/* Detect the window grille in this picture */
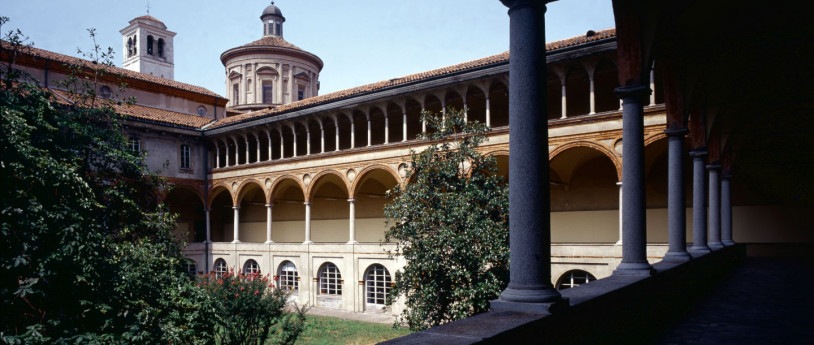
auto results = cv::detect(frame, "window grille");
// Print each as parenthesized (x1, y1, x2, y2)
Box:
(365, 264, 392, 305)
(278, 261, 298, 292)
(319, 263, 342, 295)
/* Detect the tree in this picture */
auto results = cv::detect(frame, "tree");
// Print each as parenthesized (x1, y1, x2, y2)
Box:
(0, 19, 218, 344)
(383, 108, 510, 331)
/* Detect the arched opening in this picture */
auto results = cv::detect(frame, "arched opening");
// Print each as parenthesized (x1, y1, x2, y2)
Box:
(546, 72, 562, 119)
(258, 131, 270, 161)
(424, 94, 443, 135)
(165, 186, 205, 243)
(277, 261, 299, 294)
(565, 65, 590, 117)
(354, 169, 399, 243)
(270, 179, 305, 242)
(466, 85, 487, 125)
(652, 63, 665, 105)
(364, 264, 392, 311)
(209, 186, 234, 242)
(157, 38, 165, 58)
(246, 133, 258, 163)
(308, 119, 321, 154)
(352, 111, 368, 148)
(550, 146, 619, 243)
(386, 103, 403, 143)
(310, 173, 350, 243)
(645, 137, 670, 243)
(235, 137, 247, 164)
(294, 123, 308, 156)
(237, 182, 266, 243)
(270, 128, 282, 160)
(317, 262, 343, 308)
(214, 258, 228, 278)
(323, 117, 338, 152)
(243, 259, 261, 275)
(445, 90, 464, 114)
(146, 35, 154, 55)
(405, 99, 423, 140)
(338, 113, 353, 150)
(281, 126, 294, 158)
(369, 107, 386, 146)
(556, 270, 596, 290)
(488, 81, 509, 127)
(494, 154, 509, 184)
(594, 58, 619, 113)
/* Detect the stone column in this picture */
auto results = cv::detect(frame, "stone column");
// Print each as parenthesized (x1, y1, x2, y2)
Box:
(491, 0, 564, 313)
(244, 135, 249, 165)
(255, 137, 261, 163)
(589, 74, 596, 115)
(560, 80, 567, 119)
(292, 126, 298, 157)
(384, 113, 390, 144)
(688, 150, 711, 256)
(616, 182, 623, 245)
(721, 174, 735, 246)
(402, 110, 408, 142)
(649, 68, 656, 106)
(350, 117, 356, 149)
(421, 105, 427, 134)
(205, 208, 211, 243)
(320, 124, 325, 153)
(265, 203, 274, 244)
(225, 141, 230, 167)
(612, 83, 654, 276)
(663, 128, 692, 261)
(267, 130, 273, 161)
(215, 144, 221, 168)
(279, 130, 284, 159)
(306, 126, 311, 155)
(366, 116, 372, 147)
(334, 121, 340, 151)
(707, 164, 724, 250)
(347, 198, 358, 244)
(232, 206, 240, 243)
(485, 96, 492, 127)
(303, 201, 313, 244)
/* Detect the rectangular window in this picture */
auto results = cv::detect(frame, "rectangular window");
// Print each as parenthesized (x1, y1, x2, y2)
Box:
(276, 23, 282, 36)
(129, 137, 141, 154)
(263, 85, 273, 103)
(180, 144, 191, 169)
(233, 84, 239, 105)
(297, 88, 304, 101)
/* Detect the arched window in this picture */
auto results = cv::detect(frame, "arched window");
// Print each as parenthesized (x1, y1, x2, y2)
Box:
(132, 35, 137, 55)
(186, 260, 197, 276)
(365, 264, 392, 306)
(197, 106, 207, 117)
(243, 259, 260, 275)
(127, 37, 133, 57)
(318, 262, 342, 296)
(556, 270, 597, 290)
(147, 35, 154, 55)
(214, 259, 228, 278)
(99, 86, 112, 99)
(157, 38, 165, 58)
(277, 261, 298, 292)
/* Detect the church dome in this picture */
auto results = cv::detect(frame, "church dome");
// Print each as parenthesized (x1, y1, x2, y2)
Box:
(261, 3, 284, 19)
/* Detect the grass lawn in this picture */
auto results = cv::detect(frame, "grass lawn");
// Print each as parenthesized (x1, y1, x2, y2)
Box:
(287, 315, 411, 345)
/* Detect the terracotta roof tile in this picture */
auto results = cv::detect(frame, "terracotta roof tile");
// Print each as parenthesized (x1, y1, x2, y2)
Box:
(1, 40, 224, 99)
(209, 28, 616, 129)
(241, 36, 302, 50)
(48, 89, 215, 129)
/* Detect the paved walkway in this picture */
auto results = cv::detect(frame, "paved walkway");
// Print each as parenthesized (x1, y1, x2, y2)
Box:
(656, 257, 814, 344)
(292, 305, 397, 325)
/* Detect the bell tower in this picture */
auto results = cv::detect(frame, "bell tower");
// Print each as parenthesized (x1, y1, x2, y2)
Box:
(120, 14, 176, 80)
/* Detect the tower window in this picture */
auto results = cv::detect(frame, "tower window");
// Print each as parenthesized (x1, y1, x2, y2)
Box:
(180, 144, 191, 169)
(147, 35, 154, 55)
(267, 20, 274, 35)
(233, 84, 239, 105)
(157, 38, 165, 58)
(132, 35, 137, 55)
(127, 37, 134, 57)
(263, 84, 273, 104)
(276, 23, 282, 36)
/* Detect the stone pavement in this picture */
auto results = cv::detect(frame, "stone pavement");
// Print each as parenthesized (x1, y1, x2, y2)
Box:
(655, 257, 814, 344)
(291, 305, 397, 325)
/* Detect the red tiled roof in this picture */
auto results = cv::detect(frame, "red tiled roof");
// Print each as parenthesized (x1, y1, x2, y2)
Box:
(131, 15, 166, 27)
(49, 89, 215, 129)
(210, 28, 616, 129)
(1, 40, 224, 99)
(241, 36, 302, 50)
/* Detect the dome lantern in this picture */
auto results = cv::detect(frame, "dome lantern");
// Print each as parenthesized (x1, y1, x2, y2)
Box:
(261, 2, 285, 37)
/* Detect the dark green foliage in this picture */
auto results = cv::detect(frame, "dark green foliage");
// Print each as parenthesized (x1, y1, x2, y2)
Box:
(0, 19, 216, 344)
(198, 271, 305, 345)
(383, 108, 510, 331)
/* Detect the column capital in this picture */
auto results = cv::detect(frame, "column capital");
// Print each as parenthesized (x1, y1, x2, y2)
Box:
(614, 83, 651, 100)
(347, 198, 356, 203)
(722, 173, 733, 180)
(689, 149, 708, 158)
(500, 0, 552, 10)
(303, 201, 311, 206)
(663, 127, 689, 137)
(616, 181, 623, 187)
(706, 163, 722, 170)
(232, 206, 240, 210)
(265, 203, 274, 207)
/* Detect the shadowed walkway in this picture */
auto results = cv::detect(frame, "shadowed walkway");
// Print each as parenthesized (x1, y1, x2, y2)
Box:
(656, 256, 814, 344)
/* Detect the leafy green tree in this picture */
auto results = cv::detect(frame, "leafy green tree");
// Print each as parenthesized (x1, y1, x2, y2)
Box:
(0, 19, 216, 344)
(383, 108, 510, 331)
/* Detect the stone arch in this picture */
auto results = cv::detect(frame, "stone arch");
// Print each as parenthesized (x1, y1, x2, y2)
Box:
(236, 178, 268, 204)
(644, 132, 668, 147)
(484, 149, 510, 183)
(166, 184, 206, 243)
(270, 175, 307, 202)
(169, 182, 205, 205)
(549, 141, 622, 182)
(306, 169, 351, 201)
(350, 164, 401, 198)
(207, 183, 235, 209)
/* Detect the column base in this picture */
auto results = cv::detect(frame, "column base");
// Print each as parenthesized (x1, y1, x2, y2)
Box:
(490, 288, 568, 315)
(346, 240, 358, 245)
(264, 240, 275, 244)
(688, 246, 711, 258)
(615, 240, 623, 246)
(302, 240, 313, 245)
(613, 262, 655, 276)
(709, 242, 725, 250)
(231, 240, 241, 244)
(722, 240, 735, 246)
(662, 251, 692, 262)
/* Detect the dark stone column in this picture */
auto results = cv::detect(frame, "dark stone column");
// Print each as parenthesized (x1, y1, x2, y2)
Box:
(721, 174, 735, 246)
(612, 84, 655, 276)
(662, 128, 692, 262)
(491, 0, 565, 314)
(688, 150, 710, 256)
(707, 164, 724, 250)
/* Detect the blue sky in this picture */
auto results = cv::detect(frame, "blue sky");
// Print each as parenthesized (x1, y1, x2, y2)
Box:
(2, 0, 615, 96)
